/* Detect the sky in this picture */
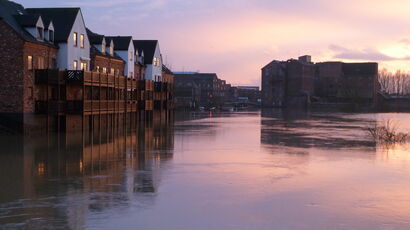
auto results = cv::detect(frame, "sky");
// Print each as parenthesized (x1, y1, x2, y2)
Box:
(16, 0, 410, 86)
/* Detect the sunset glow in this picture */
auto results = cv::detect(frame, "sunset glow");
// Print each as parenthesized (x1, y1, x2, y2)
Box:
(16, 0, 410, 85)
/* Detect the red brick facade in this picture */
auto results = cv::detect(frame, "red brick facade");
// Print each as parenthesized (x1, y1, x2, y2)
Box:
(0, 19, 57, 114)
(134, 64, 146, 80)
(90, 54, 125, 76)
(0, 19, 25, 113)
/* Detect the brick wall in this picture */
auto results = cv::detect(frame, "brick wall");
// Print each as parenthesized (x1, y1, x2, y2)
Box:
(23, 42, 58, 113)
(0, 20, 25, 113)
(90, 54, 125, 76)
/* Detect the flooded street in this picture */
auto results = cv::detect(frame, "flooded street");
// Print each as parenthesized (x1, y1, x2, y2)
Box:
(1, 111, 410, 230)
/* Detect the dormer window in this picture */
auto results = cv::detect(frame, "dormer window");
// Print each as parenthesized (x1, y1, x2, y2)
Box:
(49, 30, 54, 42)
(102, 43, 106, 54)
(37, 27, 44, 40)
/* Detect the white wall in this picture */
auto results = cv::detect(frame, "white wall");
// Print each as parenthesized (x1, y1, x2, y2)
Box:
(57, 43, 68, 69)
(145, 42, 162, 81)
(116, 41, 135, 78)
(61, 10, 90, 70)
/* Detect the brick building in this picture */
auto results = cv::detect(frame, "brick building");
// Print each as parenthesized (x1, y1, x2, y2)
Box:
(262, 55, 378, 108)
(87, 29, 125, 76)
(174, 72, 225, 108)
(0, 0, 174, 134)
(0, 0, 58, 131)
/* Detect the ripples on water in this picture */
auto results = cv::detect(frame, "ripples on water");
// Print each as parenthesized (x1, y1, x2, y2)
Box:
(0, 110, 410, 230)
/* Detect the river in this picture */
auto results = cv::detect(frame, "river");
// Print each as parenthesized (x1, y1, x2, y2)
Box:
(0, 110, 410, 230)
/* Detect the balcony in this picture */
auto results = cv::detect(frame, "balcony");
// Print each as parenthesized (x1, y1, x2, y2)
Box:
(66, 70, 84, 84)
(35, 70, 65, 85)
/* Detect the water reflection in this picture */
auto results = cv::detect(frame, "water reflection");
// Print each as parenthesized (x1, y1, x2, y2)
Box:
(1, 111, 410, 230)
(261, 109, 376, 149)
(0, 119, 174, 230)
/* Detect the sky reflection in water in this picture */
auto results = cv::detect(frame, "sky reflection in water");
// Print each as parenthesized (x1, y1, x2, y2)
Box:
(0, 111, 410, 230)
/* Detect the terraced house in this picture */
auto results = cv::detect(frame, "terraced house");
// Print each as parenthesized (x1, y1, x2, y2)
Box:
(0, 0, 174, 134)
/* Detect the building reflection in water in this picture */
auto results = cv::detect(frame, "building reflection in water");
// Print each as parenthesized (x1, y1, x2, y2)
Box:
(260, 109, 376, 150)
(0, 116, 174, 230)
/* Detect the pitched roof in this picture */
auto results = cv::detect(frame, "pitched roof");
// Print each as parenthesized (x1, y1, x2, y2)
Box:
(162, 65, 173, 75)
(90, 45, 124, 62)
(133, 40, 158, 64)
(0, 0, 55, 46)
(106, 36, 132, 50)
(13, 14, 39, 27)
(25, 8, 80, 42)
(86, 28, 104, 45)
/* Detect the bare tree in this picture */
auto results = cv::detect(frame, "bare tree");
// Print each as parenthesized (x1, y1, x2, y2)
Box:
(378, 69, 410, 96)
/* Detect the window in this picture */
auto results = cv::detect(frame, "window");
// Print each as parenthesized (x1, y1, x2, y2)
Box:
(80, 62, 87, 70)
(111, 68, 114, 74)
(96, 66, 100, 72)
(129, 51, 133, 61)
(36, 27, 44, 40)
(49, 30, 54, 42)
(110, 46, 113, 56)
(37, 57, 44, 69)
(102, 67, 107, 73)
(73, 32, 78, 47)
(80, 34, 85, 48)
(116, 69, 119, 76)
(73, 60, 78, 70)
(153, 57, 157, 66)
(27, 56, 33, 70)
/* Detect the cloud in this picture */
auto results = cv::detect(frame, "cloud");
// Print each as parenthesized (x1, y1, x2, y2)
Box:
(330, 45, 410, 61)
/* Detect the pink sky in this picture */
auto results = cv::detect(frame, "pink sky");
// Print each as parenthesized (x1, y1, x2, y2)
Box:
(19, 0, 410, 86)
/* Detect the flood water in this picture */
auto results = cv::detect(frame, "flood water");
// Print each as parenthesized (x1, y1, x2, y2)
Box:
(1, 110, 410, 230)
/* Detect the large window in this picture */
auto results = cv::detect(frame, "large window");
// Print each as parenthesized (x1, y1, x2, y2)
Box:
(73, 60, 78, 70)
(73, 32, 78, 47)
(102, 67, 107, 73)
(80, 34, 85, 48)
(27, 56, 33, 70)
(110, 68, 114, 75)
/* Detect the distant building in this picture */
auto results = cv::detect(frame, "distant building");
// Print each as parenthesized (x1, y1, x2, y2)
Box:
(262, 55, 378, 108)
(236, 86, 261, 104)
(261, 61, 286, 107)
(174, 72, 225, 108)
(174, 74, 201, 109)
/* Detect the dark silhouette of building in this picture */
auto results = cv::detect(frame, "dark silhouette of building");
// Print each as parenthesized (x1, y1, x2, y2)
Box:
(262, 55, 378, 108)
